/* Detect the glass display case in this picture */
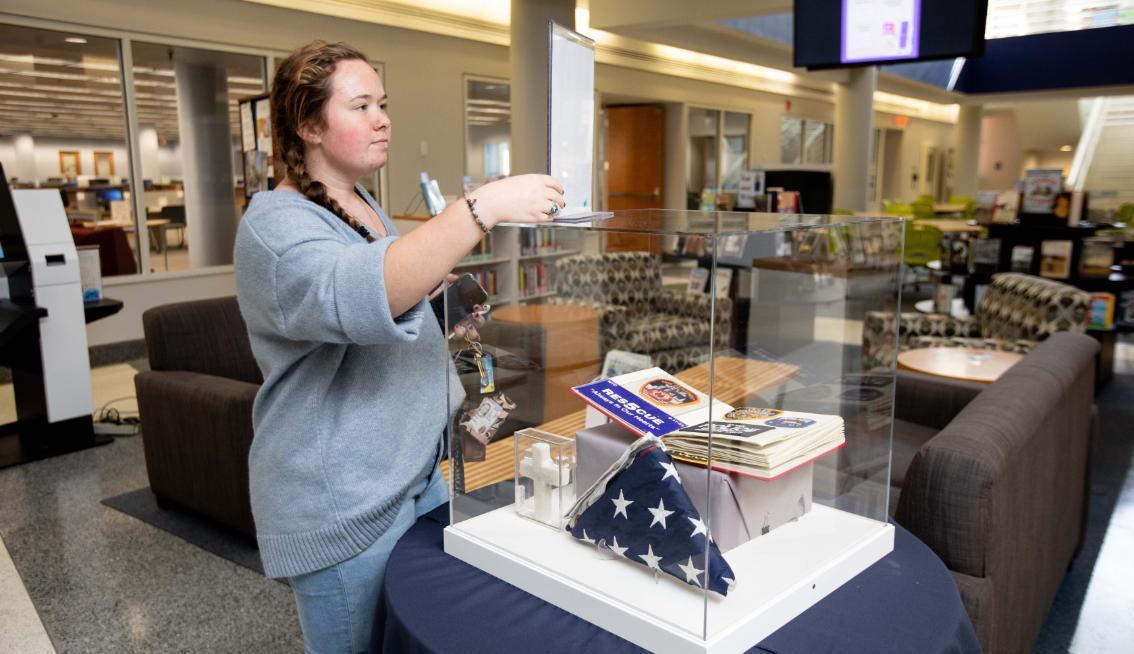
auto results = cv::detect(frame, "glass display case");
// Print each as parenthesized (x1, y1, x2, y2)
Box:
(441, 209, 903, 653)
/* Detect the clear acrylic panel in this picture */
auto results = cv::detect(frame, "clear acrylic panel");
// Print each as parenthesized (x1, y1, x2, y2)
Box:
(444, 211, 902, 648)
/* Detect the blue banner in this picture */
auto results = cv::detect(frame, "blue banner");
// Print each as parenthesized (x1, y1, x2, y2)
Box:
(574, 380, 685, 437)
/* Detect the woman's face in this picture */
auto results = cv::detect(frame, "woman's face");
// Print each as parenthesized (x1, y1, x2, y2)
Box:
(312, 58, 390, 178)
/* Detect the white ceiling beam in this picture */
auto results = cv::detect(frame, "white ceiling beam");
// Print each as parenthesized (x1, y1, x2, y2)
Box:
(589, 0, 791, 31)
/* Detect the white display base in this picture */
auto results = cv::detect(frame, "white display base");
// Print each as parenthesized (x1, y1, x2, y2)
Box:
(444, 504, 894, 654)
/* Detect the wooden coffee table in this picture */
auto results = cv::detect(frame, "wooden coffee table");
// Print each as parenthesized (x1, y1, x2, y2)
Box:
(897, 347, 1023, 384)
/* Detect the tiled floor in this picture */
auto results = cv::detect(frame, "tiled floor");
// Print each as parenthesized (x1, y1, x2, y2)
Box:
(1, 342, 1131, 652)
(0, 363, 301, 652)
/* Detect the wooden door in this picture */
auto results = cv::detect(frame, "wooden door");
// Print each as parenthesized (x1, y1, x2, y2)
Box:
(605, 104, 664, 253)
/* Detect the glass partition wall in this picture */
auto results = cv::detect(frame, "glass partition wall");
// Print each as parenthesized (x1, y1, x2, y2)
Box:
(0, 23, 140, 275)
(687, 108, 750, 210)
(0, 19, 272, 277)
(129, 42, 266, 272)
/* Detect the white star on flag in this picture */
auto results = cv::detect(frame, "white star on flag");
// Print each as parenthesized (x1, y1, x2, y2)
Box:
(648, 498, 675, 529)
(608, 535, 628, 558)
(611, 489, 633, 519)
(637, 543, 662, 570)
(678, 556, 703, 586)
(688, 516, 708, 539)
(658, 460, 681, 484)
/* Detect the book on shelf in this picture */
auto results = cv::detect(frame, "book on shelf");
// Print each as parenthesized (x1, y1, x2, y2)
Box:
(517, 261, 551, 298)
(571, 367, 845, 480)
(1079, 238, 1114, 278)
(972, 238, 1001, 275)
(519, 228, 560, 256)
(468, 269, 498, 298)
(1039, 240, 1073, 279)
(1088, 293, 1116, 330)
(459, 234, 494, 263)
(1010, 245, 1034, 273)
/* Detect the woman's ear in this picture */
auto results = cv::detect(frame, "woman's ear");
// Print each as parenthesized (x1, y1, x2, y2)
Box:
(297, 121, 322, 146)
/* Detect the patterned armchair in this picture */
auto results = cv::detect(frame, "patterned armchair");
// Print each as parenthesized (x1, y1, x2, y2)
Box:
(862, 273, 1090, 370)
(547, 252, 732, 372)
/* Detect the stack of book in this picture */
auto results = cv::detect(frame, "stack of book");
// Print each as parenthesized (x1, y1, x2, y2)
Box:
(572, 367, 844, 480)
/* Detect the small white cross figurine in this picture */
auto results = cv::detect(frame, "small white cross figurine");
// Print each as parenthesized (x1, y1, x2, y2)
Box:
(519, 442, 572, 526)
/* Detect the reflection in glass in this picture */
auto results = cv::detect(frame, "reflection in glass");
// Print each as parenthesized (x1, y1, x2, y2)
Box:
(465, 78, 511, 186)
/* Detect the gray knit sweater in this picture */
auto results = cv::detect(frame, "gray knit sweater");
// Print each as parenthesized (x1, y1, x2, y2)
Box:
(233, 187, 462, 578)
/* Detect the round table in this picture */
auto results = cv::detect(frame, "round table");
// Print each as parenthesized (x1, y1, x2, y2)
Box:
(898, 347, 1024, 384)
(373, 505, 979, 654)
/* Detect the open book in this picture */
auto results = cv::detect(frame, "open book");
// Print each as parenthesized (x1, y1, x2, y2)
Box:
(572, 367, 844, 480)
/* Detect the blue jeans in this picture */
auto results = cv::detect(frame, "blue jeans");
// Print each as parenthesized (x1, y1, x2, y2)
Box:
(288, 460, 448, 653)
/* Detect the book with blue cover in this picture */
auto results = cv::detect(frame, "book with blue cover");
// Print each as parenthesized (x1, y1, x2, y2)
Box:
(572, 367, 845, 479)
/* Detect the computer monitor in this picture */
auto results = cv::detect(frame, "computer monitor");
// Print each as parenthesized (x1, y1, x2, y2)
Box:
(95, 187, 124, 204)
(793, 0, 988, 70)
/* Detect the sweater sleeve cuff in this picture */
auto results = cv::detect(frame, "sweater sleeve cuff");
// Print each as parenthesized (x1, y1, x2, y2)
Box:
(333, 236, 424, 345)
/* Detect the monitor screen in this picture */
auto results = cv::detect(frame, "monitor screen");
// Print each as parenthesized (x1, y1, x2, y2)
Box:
(96, 187, 124, 203)
(794, 0, 987, 70)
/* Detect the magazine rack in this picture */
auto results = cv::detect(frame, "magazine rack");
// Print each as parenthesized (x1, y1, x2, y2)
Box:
(442, 209, 903, 653)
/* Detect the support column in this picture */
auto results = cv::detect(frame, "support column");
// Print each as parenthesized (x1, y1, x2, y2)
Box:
(952, 104, 983, 198)
(174, 51, 236, 267)
(509, 0, 576, 175)
(833, 67, 877, 212)
(13, 133, 36, 183)
(664, 103, 688, 210)
(139, 125, 162, 183)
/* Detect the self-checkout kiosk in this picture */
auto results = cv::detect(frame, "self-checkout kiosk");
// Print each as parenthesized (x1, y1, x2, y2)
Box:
(0, 164, 105, 468)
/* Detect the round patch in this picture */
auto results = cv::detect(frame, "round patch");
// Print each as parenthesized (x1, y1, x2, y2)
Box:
(724, 407, 782, 420)
(638, 378, 699, 407)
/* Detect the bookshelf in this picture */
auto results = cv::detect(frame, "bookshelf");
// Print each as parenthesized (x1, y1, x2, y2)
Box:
(447, 226, 586, 307)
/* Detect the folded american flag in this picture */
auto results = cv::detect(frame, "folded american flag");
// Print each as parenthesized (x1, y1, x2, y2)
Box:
(565, 436, 737, 596)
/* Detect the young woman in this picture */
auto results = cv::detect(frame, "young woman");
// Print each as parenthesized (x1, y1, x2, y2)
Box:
(234, 41, 564, 652)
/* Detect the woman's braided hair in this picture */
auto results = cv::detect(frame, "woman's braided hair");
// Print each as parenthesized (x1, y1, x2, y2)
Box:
(271, 40, 377, 242)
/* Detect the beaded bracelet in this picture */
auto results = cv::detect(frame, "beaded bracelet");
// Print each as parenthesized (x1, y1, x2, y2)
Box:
(464, 192, 491, 234)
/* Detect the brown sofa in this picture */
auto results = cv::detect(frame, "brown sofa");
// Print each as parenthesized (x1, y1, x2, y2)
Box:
(135, 297, 262, 538)
(892, 332, 1098, 654)
(135, 296, 549, 536)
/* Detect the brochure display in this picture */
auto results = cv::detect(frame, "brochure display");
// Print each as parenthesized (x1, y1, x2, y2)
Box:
(443, 210, 903, 653)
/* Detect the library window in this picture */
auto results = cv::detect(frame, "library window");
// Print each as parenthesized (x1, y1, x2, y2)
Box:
(781, 117, 834, 165)
(0, 23, 139, 276)
(687, 107, 751, 208)
(130, 42, 267, 273)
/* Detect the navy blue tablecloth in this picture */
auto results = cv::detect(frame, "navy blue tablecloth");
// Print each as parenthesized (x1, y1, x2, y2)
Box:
(374, 504, 979, 653)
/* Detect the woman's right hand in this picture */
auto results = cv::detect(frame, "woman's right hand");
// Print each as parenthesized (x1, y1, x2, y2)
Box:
(469, 174, 565, 227)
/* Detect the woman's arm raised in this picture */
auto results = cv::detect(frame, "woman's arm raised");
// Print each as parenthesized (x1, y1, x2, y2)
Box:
(383, 174, 564, 317)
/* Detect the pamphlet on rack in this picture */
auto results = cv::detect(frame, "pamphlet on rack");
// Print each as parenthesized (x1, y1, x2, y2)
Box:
(571, 367, 844, 480)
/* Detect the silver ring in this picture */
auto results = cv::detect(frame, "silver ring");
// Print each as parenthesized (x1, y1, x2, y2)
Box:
(549, 202, 560, 216)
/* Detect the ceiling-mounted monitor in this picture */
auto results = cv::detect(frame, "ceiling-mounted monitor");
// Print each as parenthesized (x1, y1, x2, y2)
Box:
(793, 0, 988, 70)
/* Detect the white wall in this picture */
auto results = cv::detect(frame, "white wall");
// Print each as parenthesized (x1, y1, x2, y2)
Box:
(87, 269, 237, 346)
(979, 110, 1021, 190)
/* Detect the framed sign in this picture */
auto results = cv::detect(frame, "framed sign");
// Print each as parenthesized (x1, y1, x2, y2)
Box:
(93, 151, 114, 176)
(59, 150, 81, 177)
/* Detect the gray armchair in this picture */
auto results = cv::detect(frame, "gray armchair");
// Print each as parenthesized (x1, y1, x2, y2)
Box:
(548, 251, 732, 372)
(862, 272, 1090, 370)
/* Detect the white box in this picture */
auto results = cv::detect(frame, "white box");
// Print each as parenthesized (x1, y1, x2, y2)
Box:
(575, 422, 812, 552)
